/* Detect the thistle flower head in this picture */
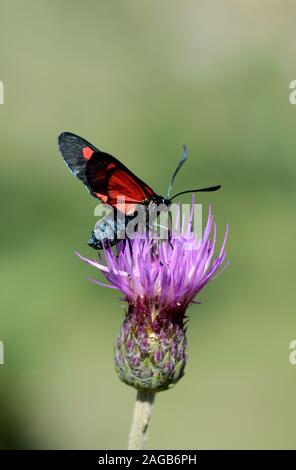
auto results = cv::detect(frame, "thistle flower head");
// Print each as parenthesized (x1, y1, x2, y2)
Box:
(78, 203, 228, 391)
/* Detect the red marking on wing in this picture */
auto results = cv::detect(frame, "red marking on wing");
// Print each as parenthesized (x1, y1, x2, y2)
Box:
(114, 201, 138, 215)
(94, 192, 108, 203)
(83, 147, 94, 160)
(106, 169, 155, 213)
(107, 162, 116, 170)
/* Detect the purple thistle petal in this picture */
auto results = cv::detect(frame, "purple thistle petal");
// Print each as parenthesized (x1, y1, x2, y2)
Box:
(88, 277, 119, 290)
(77, 201, 229, 319)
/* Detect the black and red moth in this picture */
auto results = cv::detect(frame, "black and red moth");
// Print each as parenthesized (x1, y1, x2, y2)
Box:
(58, 132, 221, 249)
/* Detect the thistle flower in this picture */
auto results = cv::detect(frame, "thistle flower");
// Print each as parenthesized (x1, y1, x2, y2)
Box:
(77, 202, 228, 448)
(78, 203, 228, 385)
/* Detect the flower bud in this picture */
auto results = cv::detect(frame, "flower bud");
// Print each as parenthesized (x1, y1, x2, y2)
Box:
(114, 303, 188, 392)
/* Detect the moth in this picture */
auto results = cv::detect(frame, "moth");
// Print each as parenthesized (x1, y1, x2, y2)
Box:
(58, 132, 220, 249)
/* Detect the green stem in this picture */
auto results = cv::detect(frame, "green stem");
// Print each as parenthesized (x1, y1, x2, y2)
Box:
(128, 389, 155, 450)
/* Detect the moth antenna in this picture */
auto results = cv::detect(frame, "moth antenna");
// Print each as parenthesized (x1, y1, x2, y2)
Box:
(170, 185, 221, 201)
(167, 144, 188, 199)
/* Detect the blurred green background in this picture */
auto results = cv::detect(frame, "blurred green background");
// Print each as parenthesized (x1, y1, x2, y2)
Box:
(0, 0, 295, 450)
